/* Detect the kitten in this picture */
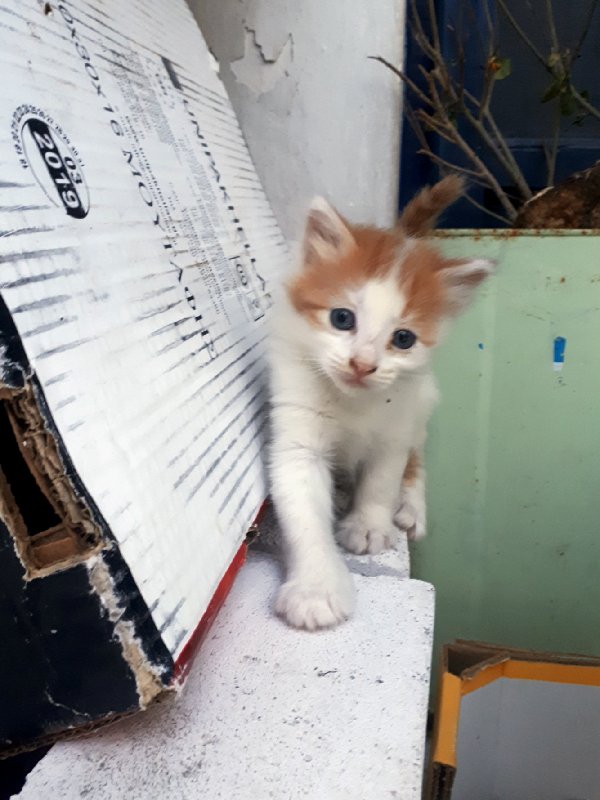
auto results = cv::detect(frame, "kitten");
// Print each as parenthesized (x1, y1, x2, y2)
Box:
(268, 176, 494, 631)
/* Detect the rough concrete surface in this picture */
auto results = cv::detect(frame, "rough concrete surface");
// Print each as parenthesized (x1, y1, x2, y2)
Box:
(254, 502, 411, 580)
(20, 551, 433, 799)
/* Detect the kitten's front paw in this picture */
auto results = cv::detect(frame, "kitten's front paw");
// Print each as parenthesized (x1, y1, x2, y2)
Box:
(275, 564, 355, 631)
(394, 487, 427, 541)
(336, 512, 398, 555)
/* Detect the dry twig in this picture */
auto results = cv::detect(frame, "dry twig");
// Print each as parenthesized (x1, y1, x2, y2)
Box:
(374, 0, 600, 225)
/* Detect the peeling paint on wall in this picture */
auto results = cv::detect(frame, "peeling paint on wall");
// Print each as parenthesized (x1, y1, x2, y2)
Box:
(231, 26, 293, 94)
(190, 0, 405, 240)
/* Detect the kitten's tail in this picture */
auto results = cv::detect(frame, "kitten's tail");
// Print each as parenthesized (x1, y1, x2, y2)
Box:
(399, 175, 465, 237)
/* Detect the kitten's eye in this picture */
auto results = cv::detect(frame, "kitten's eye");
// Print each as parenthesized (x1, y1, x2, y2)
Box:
(392, 329, 417, 350)
(330, 308, 355, 331)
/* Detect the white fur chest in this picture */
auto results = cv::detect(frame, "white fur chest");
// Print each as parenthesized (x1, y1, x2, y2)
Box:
(327, 371, 438, 469)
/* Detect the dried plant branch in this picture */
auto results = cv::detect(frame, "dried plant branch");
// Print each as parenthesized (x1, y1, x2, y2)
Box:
(497, 0, 600, 122)
(405, 106, 486, 183)
(427, 0, 442, 55)
(417, 150, 484, 182)
(478, 68, 495, 120)
(451, 16, 467, 106)
(409, 0, 443, 67)
(403, 0, 524, 220)
(462, 106, 514, 173)
(495, 0, 547, 67)
(545, 0, 560, 56)
(377, 0, 599, 225)
(482, 0, 496, 51)
(545, 104, 561, 185)
(414, 105, 518, 219)
(451, 87, 531, 198)
(570, 85, 600, 121)
(367, 56, 434, 109)
(462, 89, 532, 198)
(573, 0, 600, 60)
(406, 102, 513, 220)
(462, 192, 513, 225)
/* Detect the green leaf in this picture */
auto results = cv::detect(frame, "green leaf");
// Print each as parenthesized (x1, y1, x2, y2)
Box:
(541, 80, 562, 103)
(559, 90, 578, 117)
(494, 57, 511, 80)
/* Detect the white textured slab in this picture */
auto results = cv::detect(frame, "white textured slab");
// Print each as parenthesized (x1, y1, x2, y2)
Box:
(21, 552, 434, 800)
(256, 503, 411, 579)
(347, 533, 411, 579)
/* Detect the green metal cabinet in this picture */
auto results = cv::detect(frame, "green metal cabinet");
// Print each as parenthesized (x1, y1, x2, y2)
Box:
(413, 232, 600, 689)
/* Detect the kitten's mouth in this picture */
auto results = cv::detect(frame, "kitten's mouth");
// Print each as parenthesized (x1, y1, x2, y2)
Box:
(338, 372, 368, 389)
(325, 366, 372, 392)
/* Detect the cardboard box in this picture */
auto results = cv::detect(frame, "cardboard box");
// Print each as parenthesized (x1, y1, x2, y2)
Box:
(0, 0, 285, 755)
(428, 640, 600, 799)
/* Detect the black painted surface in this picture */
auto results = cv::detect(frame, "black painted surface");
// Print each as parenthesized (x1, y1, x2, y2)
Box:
(0, 746, 50, 799)
(29, 377, 174, 682)
(0, 296, 28, 389)
(0, 519, 140, 751)
(29, 378, 174, 682)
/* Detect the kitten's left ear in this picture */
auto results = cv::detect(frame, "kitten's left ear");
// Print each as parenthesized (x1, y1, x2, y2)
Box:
(303, 197, 355, 265)
(439, 258, 496, 314)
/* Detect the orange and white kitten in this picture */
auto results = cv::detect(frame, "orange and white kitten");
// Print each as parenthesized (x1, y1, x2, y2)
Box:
(268, 177, 494, 630)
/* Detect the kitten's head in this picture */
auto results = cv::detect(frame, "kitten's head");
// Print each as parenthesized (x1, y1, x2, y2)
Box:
(287, 176, 494, 394)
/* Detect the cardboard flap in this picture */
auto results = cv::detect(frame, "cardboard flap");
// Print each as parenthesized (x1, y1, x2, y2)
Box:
(453, 639, 600, 669)
(428, 641, 600, 799)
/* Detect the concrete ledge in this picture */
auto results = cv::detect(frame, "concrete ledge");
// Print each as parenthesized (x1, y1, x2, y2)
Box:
(20, 551, 434, 800)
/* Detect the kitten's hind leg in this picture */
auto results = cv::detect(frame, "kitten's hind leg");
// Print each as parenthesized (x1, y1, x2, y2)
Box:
(337, 447, 407, 555)
(394, 449, 427, 541)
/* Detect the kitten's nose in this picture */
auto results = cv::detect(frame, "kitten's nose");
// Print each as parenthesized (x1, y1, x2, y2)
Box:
(349, 357, 377, 378)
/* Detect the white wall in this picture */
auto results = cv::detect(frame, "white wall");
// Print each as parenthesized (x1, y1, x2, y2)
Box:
(189, 0, 405, 243)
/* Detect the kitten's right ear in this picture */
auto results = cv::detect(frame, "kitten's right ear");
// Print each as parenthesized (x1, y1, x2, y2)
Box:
(303, 197, 355, 265)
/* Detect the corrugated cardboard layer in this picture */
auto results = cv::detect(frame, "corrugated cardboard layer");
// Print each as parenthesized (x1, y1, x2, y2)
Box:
(0, 0, 286, 658)
(0, 298, 174, 754)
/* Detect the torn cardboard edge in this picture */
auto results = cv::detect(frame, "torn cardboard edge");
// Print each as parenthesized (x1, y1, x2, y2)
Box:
(87, 556, 165, 708)
(0, 296, 267, 756)
(0, 710, 135, 762)
(426, 640, 600, 800)
(0, 291, 105, 577)
(0, 380, 103, 577)
(0, 517, 262, 760)
(0, 321, 174, 756)
(0, 538, 253, 760)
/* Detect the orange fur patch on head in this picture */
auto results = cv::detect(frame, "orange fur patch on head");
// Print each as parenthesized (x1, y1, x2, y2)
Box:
(399, 242, 492, 345)
(398, 242, 450, 346)
(289, 192, 492, 336)
(288, 224, 403, 323)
